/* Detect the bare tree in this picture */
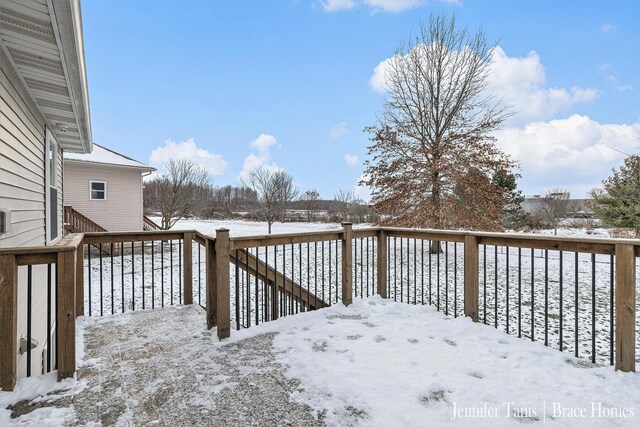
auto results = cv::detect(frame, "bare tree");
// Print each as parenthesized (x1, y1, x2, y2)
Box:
(532, 188, 579, 235)
(332, 189, 356, 221)
(362, 15, 515, 251)
(301, 190, 321, 221)
(242, 168, 299, 234)
(146, 159, 212, 230)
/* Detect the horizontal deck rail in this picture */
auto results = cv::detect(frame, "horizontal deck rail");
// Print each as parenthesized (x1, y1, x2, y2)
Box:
(1, 224, 638, 391)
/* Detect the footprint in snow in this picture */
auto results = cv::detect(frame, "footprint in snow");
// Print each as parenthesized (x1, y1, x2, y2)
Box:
(363, 322, 377, 328)
(467, 371, 483, 379)
(498, 339, 510, 344)
(346, 334, 363, 340)
(407, 338, 419, 344)
(419, 388, 450, 405)
(374, 335, 386, 343)
(312, 341, 328, 352)
(443, 338, 457, 347)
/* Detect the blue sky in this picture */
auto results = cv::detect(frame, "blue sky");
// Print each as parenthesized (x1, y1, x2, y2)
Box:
(83, 0, 640, 199)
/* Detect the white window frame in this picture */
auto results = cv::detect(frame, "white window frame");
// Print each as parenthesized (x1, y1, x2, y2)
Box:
(45, 129, 60, 244)
(89, 180, 107, 201)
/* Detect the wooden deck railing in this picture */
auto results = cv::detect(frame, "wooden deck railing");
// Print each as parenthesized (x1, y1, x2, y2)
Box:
(0, 233, 83, 391)
(0, 224, 638, 391)
(143, 215, 161, 231)
(64, 205, 107, 233)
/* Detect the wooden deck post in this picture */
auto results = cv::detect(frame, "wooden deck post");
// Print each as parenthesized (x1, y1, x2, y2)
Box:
(464, 234, 479, 322)
(76, 242, 84, 317)
(183, 232, 193, 305)
(57, 249, 76, 380)
(341, 222, 353, 306)
(215, 229, 231, 339)
(206, 237, 216, 329)
(376, 229, 388, 298)
(615, 244, 636, 372)
(0, 254, 18, 391)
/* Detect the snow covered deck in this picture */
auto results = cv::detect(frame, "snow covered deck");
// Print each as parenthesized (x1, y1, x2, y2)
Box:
(2, 297, 639, 426)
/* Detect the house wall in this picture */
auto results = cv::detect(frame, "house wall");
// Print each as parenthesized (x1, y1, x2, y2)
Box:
(1, 48, 64, 379)
(63, 162, 144, 231)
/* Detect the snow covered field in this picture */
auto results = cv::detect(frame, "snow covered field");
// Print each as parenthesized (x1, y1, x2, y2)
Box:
(4, 298, 639, 426)
(82, 219, 640, 367)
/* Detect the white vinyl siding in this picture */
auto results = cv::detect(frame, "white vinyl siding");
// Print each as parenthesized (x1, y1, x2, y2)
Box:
(0, 48, 63, 379)
(64, 162, 145, 231)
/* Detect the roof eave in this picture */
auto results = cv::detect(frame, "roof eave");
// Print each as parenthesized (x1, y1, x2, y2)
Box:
(50, 0, 92, 154)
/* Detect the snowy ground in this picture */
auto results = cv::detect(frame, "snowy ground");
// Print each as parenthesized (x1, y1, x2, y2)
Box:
(3, 298, 639, 426)
(153, 217, 367, 237)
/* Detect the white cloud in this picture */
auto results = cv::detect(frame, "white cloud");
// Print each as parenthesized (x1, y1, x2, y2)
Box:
(370, 46, 598, 126)
(238, 133, 282, 181)
(330, 122, 349, 139)
(322, 0, 445, 13)
(494, 115, 640, 196)
(363, 0, 423, 13)
(149, 138, 228, 176)
(605, 75, 633, 92)
(370, 56, 394, 92)
(601, 23, 617, 33)
(320, 0, 356, 11)
(344, 153, 360, 167)
(488, 47, 597, 126)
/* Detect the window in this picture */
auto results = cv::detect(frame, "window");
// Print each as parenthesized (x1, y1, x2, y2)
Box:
(45, 130, 59, 243)
(90, 181, 106, 200)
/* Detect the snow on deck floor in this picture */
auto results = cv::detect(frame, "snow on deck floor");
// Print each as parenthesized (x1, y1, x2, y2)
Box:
(2, 298, 639, 426)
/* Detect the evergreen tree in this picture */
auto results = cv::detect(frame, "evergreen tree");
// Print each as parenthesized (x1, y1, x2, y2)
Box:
(590, 155, 640, 237)
(493, 170, 528, 229)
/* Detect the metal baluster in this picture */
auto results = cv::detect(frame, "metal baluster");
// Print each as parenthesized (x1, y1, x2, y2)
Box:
(152, 241, 155, 309)
(121, 242, 125, 313)
(110, 243, 115, 314)
(591, 253, 596, 364)
(236, 249, 240, 330)
(505, 246, 509, 333)
(354, 238, 358, 298)
(88, 247, 92, 316)
(494, 245, 498, 328)
(27, 265, 32, 376)
(255, 247, 260, 324)
(421, 240, 425, 305)
(131, 242, 135, 310)
(531, 249, 535, 341)
(609, 254, 614, 366)
(142, 241, 145, 310)
(400, 238, 403, 303)
(454, 242, 458, 317)
(559, 250, 563, 351)
(445, 242, 449, 314)
(518, 247, 522, 338)
(428, 240, 432, 305)
(161, 241, 164, 308)
(544, 249, 549, 346)
(574, 252, 579, 358)
(99, 243, 103, 316)
(483, 245, 486, 324)
(47, 264, 52, 372)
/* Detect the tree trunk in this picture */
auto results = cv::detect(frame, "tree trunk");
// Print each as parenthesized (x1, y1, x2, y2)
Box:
(268, 220, 272, 235)
(430, 171, 443, 254)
